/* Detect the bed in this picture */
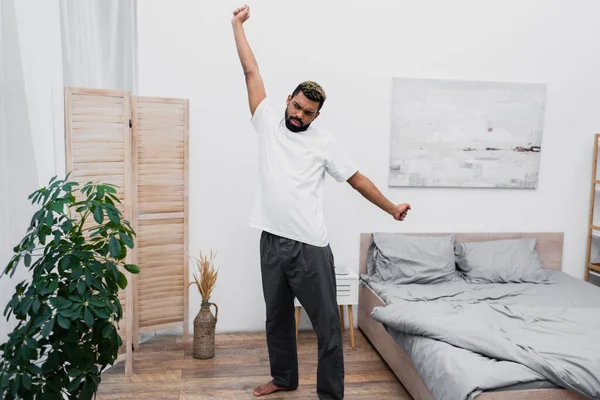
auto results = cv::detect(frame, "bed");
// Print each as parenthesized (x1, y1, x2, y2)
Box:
(357, 232, 600, 400)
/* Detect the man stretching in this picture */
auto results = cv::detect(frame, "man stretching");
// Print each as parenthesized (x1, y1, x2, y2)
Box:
(231, 5, 411, 399)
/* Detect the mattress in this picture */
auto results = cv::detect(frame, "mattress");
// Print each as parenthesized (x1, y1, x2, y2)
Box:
(364, 270, 600, 400)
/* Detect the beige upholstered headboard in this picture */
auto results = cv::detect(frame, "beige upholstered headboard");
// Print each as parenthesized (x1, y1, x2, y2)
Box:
(359, 232, 564, 275)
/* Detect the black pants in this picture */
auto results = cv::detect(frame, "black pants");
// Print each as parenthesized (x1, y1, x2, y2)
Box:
(260, 231, 344, 400)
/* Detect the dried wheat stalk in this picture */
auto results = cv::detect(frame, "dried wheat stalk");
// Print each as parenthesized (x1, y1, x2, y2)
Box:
(188, 249, 219, 303)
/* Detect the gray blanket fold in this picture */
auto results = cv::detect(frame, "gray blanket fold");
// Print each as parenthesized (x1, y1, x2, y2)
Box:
(371, 300, 600, 399)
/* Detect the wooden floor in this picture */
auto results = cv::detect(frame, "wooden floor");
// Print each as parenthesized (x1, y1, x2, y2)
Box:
(97, 329, 411, 399)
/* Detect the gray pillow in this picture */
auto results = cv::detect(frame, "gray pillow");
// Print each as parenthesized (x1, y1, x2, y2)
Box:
(367, 233, 457, 284)
(454, 238, 549, 284)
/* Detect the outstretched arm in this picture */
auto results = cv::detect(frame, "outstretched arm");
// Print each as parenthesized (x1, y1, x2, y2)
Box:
(232, 5, 266, 116)
(347, 172, 410, 221)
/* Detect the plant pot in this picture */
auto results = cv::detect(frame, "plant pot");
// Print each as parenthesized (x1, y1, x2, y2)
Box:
(193, 300, 218, 359)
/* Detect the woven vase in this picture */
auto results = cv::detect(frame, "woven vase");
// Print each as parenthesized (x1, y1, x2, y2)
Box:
(193, 300, 218, 359)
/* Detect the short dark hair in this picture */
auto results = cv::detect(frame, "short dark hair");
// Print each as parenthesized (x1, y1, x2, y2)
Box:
(292, 81, 326, 110)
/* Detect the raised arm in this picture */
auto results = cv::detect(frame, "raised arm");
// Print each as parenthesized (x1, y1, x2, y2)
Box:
(347, 172, 411, 221)
(232, 5, 266, 116)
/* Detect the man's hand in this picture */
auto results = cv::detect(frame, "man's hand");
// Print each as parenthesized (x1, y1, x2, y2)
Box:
(348, 172, 411, 222)
(232, 4, 250, 26)
(392, 203, 411, 221)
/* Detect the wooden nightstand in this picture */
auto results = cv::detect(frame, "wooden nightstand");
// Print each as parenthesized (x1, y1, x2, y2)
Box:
(294, 270, 359, 348)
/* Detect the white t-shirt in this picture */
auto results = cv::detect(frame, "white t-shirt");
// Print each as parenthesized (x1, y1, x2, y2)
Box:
(248, 98, 358, 247)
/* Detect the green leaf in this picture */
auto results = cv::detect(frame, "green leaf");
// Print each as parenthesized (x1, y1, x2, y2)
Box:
(54, 297, 73, 310)
(45, 210, 54, 227)
(90, 306, 109, 319)
(1, 371, 11, 388)
(41, 317, 55, 337)
(5, 295, 19, 310)
(20, 345, 34, 362)
(81, 379, 95, 400)
(48, 279, 59, 293)
(21, 371, 32, 390)
(89, 261, 104, 275)
(57, 315, 71, 329)
(60, 256, 70, 270)
(59, 305, 81, 319)
(88, 297, 104, 308)
(106, 208, 120, 224)
(93, 205, 104, 224)
(123, 264, 140, 274)
(84, 307, 94, 327)
(77, 280, 86, 297)
(104, 185, 117, 194)
(120, 232, 134, 249)
(118, 243, 127, 259)
(71, 303, 83, 316)
(89, 229, 102, 238)
(116, 271, 127, 290)
(27, 365, 42, 378)
(102, 323, 114, 339)
(85, 269, 97, 287)
(107, 193, 120, 204)
(25, 337, 38, 349)
(67, 367, 81, 378)
(105, 260, 117, 272)
(43, 351, 60, 373)
(62, 219, 73, 232)
(68, 295, 83, 303)
(104, 196, 115, 207)
(49, 297, 58, 309)
(67, 375, 83, 392)
(114, 299, 123, 319)
(109, 236, 120, 258)
(24, 253, 31, 267)
(71, 267, 84, 279)
(27, 364, 43, 375)
(45, 374, 62, 393)
(51, 201, 64, 214)
(11, 374, 20, 396)
(32, 297, 41, 314)
(30, 309, 50, 332)
(91, 279, 107, 295)
(22, 296, 34, 315)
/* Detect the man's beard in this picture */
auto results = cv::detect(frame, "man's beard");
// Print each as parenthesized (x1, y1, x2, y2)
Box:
(285, 109, 310, 133)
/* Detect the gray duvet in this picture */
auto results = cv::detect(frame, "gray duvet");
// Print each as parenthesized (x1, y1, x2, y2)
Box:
(366, 271, 600, 400)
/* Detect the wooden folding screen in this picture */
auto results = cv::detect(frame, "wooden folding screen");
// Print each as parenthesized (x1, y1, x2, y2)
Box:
(64, 87, 135, 375)
(131, 96, 189, 342)
(64, 87, 189, 375)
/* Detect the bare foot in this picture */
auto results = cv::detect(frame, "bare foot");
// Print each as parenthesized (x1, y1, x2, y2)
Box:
(253, 381, 290, 397)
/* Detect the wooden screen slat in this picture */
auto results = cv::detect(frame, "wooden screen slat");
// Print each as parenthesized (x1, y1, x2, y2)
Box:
(64, 87, 134, 375)
(132, 96, 189, 343)
(134, 219, 185, 327)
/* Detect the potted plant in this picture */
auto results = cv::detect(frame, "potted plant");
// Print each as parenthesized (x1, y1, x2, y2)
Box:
(0, 174, 139, 399)
(188, 250, 219, 359)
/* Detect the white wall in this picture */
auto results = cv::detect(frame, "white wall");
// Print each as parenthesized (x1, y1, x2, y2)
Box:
(137, 0, 600, 333)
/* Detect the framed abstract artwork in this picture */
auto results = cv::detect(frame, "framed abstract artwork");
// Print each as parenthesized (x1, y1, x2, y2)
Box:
(389, 77, 547, 188)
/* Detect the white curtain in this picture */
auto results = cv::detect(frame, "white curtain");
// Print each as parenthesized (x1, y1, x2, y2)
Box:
(0, 0, 138, 343)
(59, 0, 138, 94)
(0, 0, 60, 341)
